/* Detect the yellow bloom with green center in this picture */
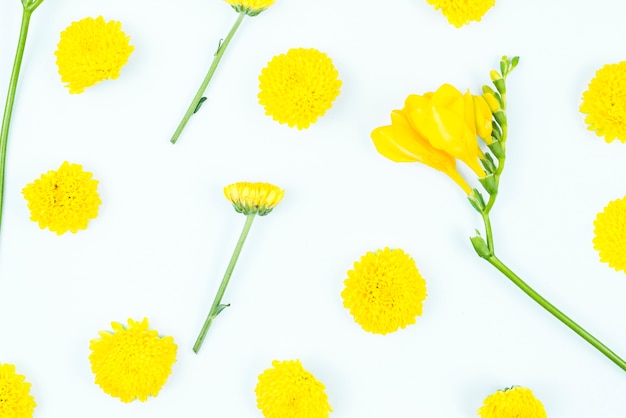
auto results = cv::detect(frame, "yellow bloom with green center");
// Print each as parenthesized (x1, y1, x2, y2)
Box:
(342, 247, 427, 335)
(224, 0, 275, 16)
(593, 196, 626, 272)
(426, 0, 496, 28)
(0, 363, 36, 418)
(258, 48, 342, 130)
(224, 182, 285, 216)
(580, 61, 626, 143)
(55, 16, 134, 94)
(478, 386, 547, 418)
(22, 161, 101, 235)
(89, 318, 177, 403)
(255, 359, 332, 418)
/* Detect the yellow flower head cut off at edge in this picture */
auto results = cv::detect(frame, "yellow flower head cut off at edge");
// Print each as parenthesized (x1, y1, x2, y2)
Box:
(89, 318, 177, 403)
(22, 161, 101, 235)
(593, 195, 626, 272)
(225, 182, 285, 216)
(342, 247, 427, 335)
(258, 48, 342, 130)
(255, 359, 332, 418)
(478, 386, 547, 418)
(55, 16, 134, 94)
(225, 0, 275, 16)
(0, 363, 36, 418)
(426, 0, 496, 28)
(580, 61, 626, 143)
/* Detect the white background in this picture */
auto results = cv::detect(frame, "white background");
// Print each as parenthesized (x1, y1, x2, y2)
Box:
(2, 0, 626, 416)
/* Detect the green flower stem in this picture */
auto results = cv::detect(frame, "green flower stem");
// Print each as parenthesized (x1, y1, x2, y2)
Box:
(193, 213, 256, 353)
(170, 11, 246, 144)
(482, 249, 626, 372)
(0, 1, 43, 239)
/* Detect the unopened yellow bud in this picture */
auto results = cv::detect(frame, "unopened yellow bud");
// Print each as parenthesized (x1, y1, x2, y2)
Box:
(483, 92, 501, 113)
(490, 70, 502, 81)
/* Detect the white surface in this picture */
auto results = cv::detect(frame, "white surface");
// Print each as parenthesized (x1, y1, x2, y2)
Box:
(2, 0, 626, 416)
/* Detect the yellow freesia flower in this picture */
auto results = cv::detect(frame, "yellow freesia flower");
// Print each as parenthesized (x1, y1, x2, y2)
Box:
(404, 84, 487, 178)
(371, 108, 472, 194)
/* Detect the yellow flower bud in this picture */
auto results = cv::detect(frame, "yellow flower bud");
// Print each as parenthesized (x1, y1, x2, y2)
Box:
(483, 92, 502, 113)
(473, 95, 493, 144)
(490, 70, 502, 81)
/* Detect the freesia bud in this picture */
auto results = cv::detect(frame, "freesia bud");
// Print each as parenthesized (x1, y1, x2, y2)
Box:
(482, 92, 502, 113)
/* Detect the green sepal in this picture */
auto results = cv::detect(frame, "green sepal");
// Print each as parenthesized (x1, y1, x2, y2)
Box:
(494, 111, 507, 126)
(231, 5, 267, 16)
(492, 121, 502, 139)
(479, 174, 498, 195)
(493, 78, 506, 95)
(480, 153, 496, 174)
(488, 141, 505, 159)
(468, 189, 486, 212)
(470, 233, 491, 259)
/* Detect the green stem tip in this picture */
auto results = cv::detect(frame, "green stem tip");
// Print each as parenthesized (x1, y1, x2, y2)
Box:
(170, 11, 246, 144)
(193, 213, 256, 353)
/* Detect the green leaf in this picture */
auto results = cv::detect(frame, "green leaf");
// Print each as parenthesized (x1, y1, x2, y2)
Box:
(214, 303, 230, 318)
(194, 97, 207, 114)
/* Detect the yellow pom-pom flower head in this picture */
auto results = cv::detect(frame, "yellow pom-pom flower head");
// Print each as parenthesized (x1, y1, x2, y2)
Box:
(224, 182, 285, 216)
(55, 16, 134, 94)
(478, 386, 547, 418)
(224, 0, 275, 16)
(426, 0, 496, 28)
(580, 61, 626, 143)
(89, 318, 177, 403)
(0, 363, 36, 418)
(593, 195, 626, 272)
(22, 161, 101, 235)
(342, 247, 427, 335)
(255, 359, 332, 418)
(258, 48, 342, 129)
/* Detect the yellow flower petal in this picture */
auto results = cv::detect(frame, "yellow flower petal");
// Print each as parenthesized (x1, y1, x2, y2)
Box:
(89, 318, 177, 403)
(224, 182, 284, 216)
(478, 386, 547, 418)
(225, 0, 274, 15)
(255, 359, 332, 418)
(55, 16, 134, 94)
(342, 247, 427, 335)
(580, 61, 626, 143)
(22, 161, 101, 235)
(593, 195, 626, 272)
(0, 363, 36, 418)
(426, 0, 496, 28)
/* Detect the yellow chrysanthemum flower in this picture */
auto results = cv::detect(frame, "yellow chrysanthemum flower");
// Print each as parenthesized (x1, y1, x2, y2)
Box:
(0, 363, 36, 418)
(22, 161, 101, 235)
(426, 0, 496, 28)
(55, 16, 134, 94)
(593, 196, 626, 272)
(580, 61, 626, 143)
(89, 318, 177, 403)
(224, 0, 275, 16)
(224, 182, 285, 216)
(258, 48, 342, 129)
(478, 386, 547, 418)
(341, 247, 427, 335)
(255, 359, 332, 418)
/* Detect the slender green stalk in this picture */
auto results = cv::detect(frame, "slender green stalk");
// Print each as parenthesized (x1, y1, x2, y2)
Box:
(193, 213, 256, 353)
(0, 2, 43, 240)
(483, 252, 626, 371)
(170, 11, 246, 144)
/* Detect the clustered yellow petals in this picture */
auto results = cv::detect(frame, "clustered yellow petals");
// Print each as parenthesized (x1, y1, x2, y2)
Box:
(372, 83, 492, 195)
(22, 161, 101, 235)
(89, 318, 177, 403)
(341, 247, 427, 335)
(225, 0, 275, 16)
(255, 359, 332, 418)
(0, 363, 36, 418)
(580, 61, 626, 143)
(426, 0, 496, 28)
(258, 48, 342, 129)
(224, 182, 285, 216)
(478, 386, 547, 418)
(55, 16, 134, 94)
(593, 196, 626, 272)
